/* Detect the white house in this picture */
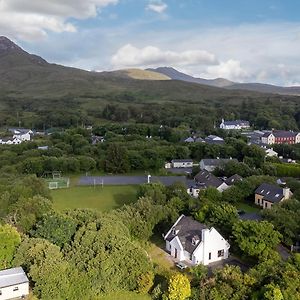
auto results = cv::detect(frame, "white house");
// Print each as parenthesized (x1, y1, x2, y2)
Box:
(204, 135, 224, 145)
(0, 137, 22, 145)
(220, 119, 250, 130)
(0, 267, 29, 300)
(200, 158, 237, 172)
(164, 215, 230, 266)
(171, 159, 193, 168)
(264, 148, 278, 158)
(9, 129, 33, 142)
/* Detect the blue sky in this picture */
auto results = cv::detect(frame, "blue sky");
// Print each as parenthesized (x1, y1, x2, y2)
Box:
(1, 0, 300, 85)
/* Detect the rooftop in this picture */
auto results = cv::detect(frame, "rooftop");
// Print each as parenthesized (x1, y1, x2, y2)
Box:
(0, 267, 29, 288)
(255, 183, 287, 203)
(194, 170, 224, 188)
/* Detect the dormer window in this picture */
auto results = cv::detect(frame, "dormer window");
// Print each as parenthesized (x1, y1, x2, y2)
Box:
(275, 194, 280, 197)
(192, 236, 199, 246)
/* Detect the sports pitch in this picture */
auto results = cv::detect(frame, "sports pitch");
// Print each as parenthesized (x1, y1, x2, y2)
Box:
(51, 185, 139, 212)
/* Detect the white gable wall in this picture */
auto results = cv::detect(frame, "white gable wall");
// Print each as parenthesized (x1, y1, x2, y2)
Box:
(0, 282, 29, 300)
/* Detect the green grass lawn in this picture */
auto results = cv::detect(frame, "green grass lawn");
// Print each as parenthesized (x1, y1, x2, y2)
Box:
(51, 185, 139, 212)
(236, 202, 260, 213)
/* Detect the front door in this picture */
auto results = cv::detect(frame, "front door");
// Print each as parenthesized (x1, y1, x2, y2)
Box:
(175, 248, 178, 259)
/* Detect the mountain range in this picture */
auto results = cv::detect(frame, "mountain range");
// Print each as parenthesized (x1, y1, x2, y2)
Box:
(147, 67, 300, 96)
(0, 36, 299, 99)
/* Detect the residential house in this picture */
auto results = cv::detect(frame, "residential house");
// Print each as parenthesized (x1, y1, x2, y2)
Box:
(183, 136, 204, 143)
(220, 119, 250, 130)
(261, 130, 300, 145)
(264, 147, 278, 158)
(9, 128, 33, 142)
(200, 158, 237, 172)
(91, 135, 105, 145)
(225, 174, 243, 186)
(171, 159, 193, 168)
(0, 137, 22, 145)
(164, 215, 230, 266)
(187, 170, 228, 197)
(204, 135, 224, 145)
(254, 183, 293, 209)
(0, 267, 29, 300)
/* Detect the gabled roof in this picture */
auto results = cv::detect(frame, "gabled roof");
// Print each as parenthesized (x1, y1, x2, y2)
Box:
(165, 215, 207, 254)
(225, 174, 243, 186)
(171, 159, 193, 163)
(255, 183, 285, 203)
(263, 130, 299, 138)
(194, 170, 224, 188)
(222, 120, 250, 126)
(0, 267, 29, 288)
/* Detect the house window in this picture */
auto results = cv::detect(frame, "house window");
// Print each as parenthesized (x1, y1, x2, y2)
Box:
(13, 287, 19, 292)
(218, 250, 224, 257)
(209, 252, 211, 260)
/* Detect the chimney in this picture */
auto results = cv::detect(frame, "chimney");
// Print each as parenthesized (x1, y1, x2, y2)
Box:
(283, 187, 290, 200)
(201, 228, 209, 243)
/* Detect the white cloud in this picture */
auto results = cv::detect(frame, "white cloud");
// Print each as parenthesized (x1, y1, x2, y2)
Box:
(146, 1, 167, 14)
(204, 60, 248, 81)
(0, 0, 118, 40)
(111, 44, 218, 68)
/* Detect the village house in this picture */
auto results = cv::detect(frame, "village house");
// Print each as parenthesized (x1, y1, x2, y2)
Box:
(0, 267, 29, 300)
(164, 215, 230, 266)
(0, 137, 22, 145)
(204, 135, 224, 145)
(255, 183, 293, 209)
(170, 159, 193, 168)
(187, 170, 228, 197)
(264, 147, 278, 158)
(200, 158, 237, 172)
(8, 128, 33, 142)
(220, 119, 250, 130)
(224, 174, 243, 186)
(261, 130, 300, 145)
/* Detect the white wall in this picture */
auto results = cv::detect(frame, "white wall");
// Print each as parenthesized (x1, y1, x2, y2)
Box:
(201, 228, 230, 265)
(0, 282, 29, 300)
(172, 162, 193, 168)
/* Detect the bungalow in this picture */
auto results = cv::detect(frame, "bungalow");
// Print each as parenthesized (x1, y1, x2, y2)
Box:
(171, 159, 194, 168)
(220, 119, 250, 130)
(164, 215, 230, 266)
(0, 267, 29, 300)
(200, 158, 237, 172)
(204, 135, 224, 145)
(264, 147, 278, 158)
(255, 183, 293, 209)
(0, 137, 22, 145)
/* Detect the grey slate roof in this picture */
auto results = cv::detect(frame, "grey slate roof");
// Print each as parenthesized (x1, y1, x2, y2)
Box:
(194, 170, 224, 188)
(223, 120, 250, 126)
(165, 215, 207, 254)
(0, 267, 29, 288)
(201, 158, 237, 167)
(255, 183, 285, 203)
(263, 130, 299, 138)
(225, 174, 243, 186)
(171, 159, 193, 163)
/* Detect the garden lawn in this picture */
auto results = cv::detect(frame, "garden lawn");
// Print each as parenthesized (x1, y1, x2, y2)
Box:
(236, 202, 260, 213)
(98, 291, 151, 300)
(51, 185, 138, 212)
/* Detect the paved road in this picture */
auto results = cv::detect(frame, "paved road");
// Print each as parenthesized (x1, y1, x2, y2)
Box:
(239, 212, 262, 221)
(78, 175, 189, 187)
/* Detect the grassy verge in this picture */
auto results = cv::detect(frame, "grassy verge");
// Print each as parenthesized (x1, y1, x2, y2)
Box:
(51, 185, 139, 212)
(98, 291, 151, 300)
(236, 202, 260, 213)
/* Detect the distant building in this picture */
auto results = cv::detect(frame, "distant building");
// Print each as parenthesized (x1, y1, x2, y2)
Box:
(183, 136, 205, 143)
(254, 183, 293, 209)
(261, 130, 300, 145)
(204, 135, 224, 145)
(225, 174, 243, 186)
(8, 128, 33, 142)
(171, 159, 193, 168)
(264, 147, 278, 158)
(91, 135, 105, 145)
(200, 158, 237, 172)
(164, 215, 230, 266)
(0, 267, 29, 300)
(220, 119, 250, 130)
(0, 137, 22, 145)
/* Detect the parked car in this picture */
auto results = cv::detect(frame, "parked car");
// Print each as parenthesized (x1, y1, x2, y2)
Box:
(176, 262, 187, 270)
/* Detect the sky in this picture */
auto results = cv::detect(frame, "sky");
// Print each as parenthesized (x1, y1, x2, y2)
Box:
(1, 0, 300, 85)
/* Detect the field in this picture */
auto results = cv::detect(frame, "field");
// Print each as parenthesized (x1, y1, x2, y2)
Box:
(98, 291, 151, 300)
(51, 185, 139, 212)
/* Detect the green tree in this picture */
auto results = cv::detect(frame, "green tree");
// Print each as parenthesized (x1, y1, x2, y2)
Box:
(263, 284, 283, 300)
(136, 271, 154, 294)
(167, 273, 191, 300)
(104, 143, 129, 173)
(232, 221, 282, 259)
(0, 224, 21, 268)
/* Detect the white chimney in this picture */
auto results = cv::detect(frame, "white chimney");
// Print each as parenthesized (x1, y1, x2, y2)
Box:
(201, 229, 210, 243)
(283, 187, 290, 200)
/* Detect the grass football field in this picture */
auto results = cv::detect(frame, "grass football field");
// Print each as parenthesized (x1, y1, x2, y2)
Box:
(51, 185, 139, 212)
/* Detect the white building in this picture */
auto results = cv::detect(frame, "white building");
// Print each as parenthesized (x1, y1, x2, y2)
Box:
(220, 119, 250, 130)
(9, 129, 33, 142)
(0, 267, 29, 300)
(164, 215, 230, 266)
(264, 148, 278, 158)
(200, 158, 237, 172)
(171, 159, 193, 168)
(0, 137, 22, 145)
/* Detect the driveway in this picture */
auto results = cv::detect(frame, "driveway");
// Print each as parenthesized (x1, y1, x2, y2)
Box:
(239, 212, 262, 221)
